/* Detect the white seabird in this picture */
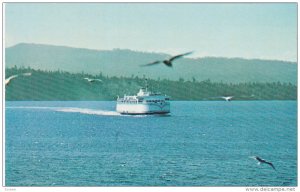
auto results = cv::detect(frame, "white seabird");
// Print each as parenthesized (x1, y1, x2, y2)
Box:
(221, 96, 233, 101)
(84, 77, 102, 83)
(5, 72, 32, 86)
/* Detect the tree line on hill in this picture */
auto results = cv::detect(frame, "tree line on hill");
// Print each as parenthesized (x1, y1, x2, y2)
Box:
(5, 67, 297, 101)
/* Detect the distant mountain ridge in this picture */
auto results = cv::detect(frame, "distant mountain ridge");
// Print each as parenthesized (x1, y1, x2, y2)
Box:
(5, 43, 297, 84)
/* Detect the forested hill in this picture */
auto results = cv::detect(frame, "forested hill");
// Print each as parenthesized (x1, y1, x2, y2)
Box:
(5, 67, 297, 101)
(6, 43, 297, 84)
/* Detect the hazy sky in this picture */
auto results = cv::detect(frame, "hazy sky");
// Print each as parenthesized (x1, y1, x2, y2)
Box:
(5, 3, 297, 61)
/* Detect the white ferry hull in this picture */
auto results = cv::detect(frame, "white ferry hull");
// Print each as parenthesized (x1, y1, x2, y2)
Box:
(116, 102, 170, 115)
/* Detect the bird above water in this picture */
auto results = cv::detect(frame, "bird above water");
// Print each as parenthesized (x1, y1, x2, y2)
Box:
(5, 72, 32, 86)
(210, 96, 234, 101)
(250, 156, 276, 170)
(141, 51, 193, 67)
(221, 96, 234, 101)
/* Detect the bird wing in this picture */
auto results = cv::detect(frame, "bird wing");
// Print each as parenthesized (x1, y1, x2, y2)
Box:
(5, 75, 18, 85)
(141, 61, 161, 67)
(7, 75, 18, 80)
(226, 96, 233, 101)
(221, 96, 229, 100)
(264, 161, 275, 170)
(255, 156, 264, 162)
(169, 52, 193, 62)
(221, 96, 233, 100)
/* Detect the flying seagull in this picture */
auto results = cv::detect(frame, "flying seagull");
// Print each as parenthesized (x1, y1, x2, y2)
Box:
(250, 156, 276, 170)
(84, 77, 102, 83)
(5, 72, 32, 86)
(141, 51, 193, 67)
(221, 96, 233, 101)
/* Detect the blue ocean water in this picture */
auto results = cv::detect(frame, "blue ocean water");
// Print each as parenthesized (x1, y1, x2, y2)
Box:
(5, 101, 297, 186)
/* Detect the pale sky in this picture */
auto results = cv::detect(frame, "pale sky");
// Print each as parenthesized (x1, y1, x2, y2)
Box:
(5, 3, 297, 61)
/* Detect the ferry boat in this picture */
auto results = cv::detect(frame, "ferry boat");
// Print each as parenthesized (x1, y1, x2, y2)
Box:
(116, 85, 170, 115)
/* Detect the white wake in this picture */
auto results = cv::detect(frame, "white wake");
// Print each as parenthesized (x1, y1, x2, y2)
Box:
(6, 106, 149, 117)
(55, 107, 121, 116)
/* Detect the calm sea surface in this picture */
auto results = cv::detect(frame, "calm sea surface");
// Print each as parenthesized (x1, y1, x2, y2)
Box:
(5, 101, 297, 186)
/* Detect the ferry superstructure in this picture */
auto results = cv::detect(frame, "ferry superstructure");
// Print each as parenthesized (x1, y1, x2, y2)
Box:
(116, 87, 170, 115)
